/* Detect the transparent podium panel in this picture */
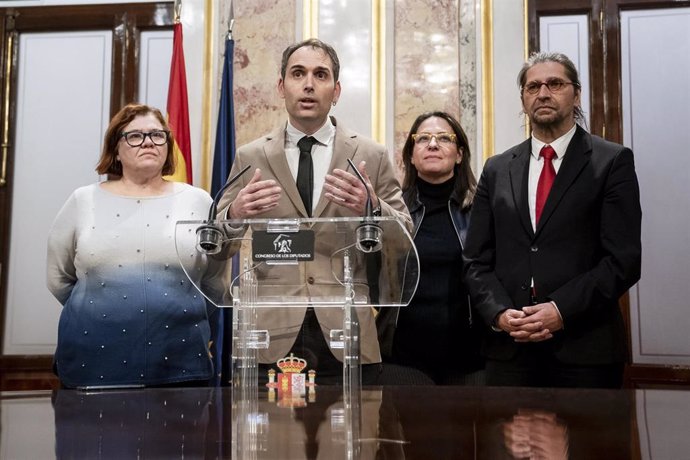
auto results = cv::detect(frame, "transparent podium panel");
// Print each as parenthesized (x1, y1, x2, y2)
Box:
(175, 217, 419, 309)
(175, 217, 418, 459)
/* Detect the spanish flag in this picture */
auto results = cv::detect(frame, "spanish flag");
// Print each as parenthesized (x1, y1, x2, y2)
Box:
(165, 22, 192, 184)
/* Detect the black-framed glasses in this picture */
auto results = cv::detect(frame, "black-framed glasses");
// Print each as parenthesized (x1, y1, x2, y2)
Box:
(522, 78, 578, 95)
(411, 132, 457, 146)
(120, 130, 169, 147)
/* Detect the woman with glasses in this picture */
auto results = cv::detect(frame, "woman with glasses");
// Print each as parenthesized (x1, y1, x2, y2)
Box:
(379, 111, 484, 384)
(47, 103, 221, 388)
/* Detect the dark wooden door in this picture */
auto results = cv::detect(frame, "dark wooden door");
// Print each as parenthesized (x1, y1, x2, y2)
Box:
(528, 0, 690, 387)
(0, 3, 173, 390)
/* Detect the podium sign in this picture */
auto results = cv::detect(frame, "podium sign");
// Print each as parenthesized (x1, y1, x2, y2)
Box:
(175, 217, 419, 309)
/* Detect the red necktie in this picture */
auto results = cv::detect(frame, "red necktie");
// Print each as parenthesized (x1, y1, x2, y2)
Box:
(535, 145, 556, 225)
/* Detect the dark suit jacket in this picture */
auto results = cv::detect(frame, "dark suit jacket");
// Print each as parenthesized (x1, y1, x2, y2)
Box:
(463, 125, 641, 365)
(217, 117, 410, 364)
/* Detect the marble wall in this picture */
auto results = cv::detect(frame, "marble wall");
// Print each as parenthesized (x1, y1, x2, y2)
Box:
(219, 0, 295, 148)
(217, 0, 478, 177)
(458, 0, 478, 164)
(393, 0, 461, 170)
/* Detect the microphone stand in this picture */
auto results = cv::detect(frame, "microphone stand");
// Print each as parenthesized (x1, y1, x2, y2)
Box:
(197, 164, 251, 254)
(346, 159, 382, 253)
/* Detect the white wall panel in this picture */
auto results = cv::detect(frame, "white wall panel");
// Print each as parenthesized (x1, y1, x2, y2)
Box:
(622, 8, 690, 365)
(636, 390, 690, 459)
(539, 15, 591, 130)
(139, 30, 174, 114)
(0, 399, 55, 459)
(3, 31, 112, 354)
(492, 0, 528, 155)
(319, 0, 373, 139)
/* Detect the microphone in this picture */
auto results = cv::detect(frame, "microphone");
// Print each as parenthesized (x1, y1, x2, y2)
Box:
(346, 159, 382, 253)
(196, 164, 252, 254)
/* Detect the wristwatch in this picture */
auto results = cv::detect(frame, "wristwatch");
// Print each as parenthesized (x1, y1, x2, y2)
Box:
(372, 204, 382, 216)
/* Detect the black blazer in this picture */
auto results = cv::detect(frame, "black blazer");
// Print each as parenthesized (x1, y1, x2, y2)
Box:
(463, 125, 641, 365)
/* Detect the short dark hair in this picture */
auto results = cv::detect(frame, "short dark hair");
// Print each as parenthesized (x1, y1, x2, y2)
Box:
(517, 51, 586, 126)
(96, 103, 175, 177)
(401, 111, 477, 209)
(280, 38, 340, 82)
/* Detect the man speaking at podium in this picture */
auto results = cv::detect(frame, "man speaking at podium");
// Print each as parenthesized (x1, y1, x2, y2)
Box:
(217, 39, 412, 384)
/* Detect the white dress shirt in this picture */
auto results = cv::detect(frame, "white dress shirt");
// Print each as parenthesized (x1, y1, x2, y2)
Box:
(527, 124, 577, 231)
(285, 119, 336, 215)
(525, 124, 577, 323)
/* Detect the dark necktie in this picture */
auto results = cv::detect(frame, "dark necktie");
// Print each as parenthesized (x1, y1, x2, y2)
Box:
(535, 144, 557, 225)
(296, 136, 316, 216)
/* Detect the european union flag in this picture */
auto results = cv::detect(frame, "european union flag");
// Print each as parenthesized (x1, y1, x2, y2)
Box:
(209, 34, 236, 386)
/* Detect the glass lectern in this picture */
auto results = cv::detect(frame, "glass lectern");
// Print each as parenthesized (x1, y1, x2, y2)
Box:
(175, 216, 419, 459)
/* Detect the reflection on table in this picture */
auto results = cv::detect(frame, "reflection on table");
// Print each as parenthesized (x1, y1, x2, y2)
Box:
(2, 385, 690, 459)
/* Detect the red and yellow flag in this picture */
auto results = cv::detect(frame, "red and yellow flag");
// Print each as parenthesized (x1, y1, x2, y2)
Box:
(165, 22, 192, 184)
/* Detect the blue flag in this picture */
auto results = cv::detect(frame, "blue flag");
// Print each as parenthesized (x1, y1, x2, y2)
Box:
(210, 36, 236, 386)
(211, 38, 236, 197)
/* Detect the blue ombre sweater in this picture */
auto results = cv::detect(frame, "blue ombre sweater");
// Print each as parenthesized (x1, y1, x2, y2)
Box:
(47, 182, 225, 388)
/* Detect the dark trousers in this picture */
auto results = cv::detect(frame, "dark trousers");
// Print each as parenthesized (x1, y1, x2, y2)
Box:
(259, 308, 434, 386)
(259, 308, 371, 385)
(485, 343, 624, 389)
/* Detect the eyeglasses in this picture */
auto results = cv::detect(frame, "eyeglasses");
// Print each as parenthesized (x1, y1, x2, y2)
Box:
(120, 130, 169, 147)
(411, 132, 457, 146)
(522, 78, 578, 95)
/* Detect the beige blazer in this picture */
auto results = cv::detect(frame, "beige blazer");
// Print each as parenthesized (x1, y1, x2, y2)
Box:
(218, 117, 411, 364)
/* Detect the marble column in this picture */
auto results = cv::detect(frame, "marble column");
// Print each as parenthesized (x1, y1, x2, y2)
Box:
(218, 0, 296, 146)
